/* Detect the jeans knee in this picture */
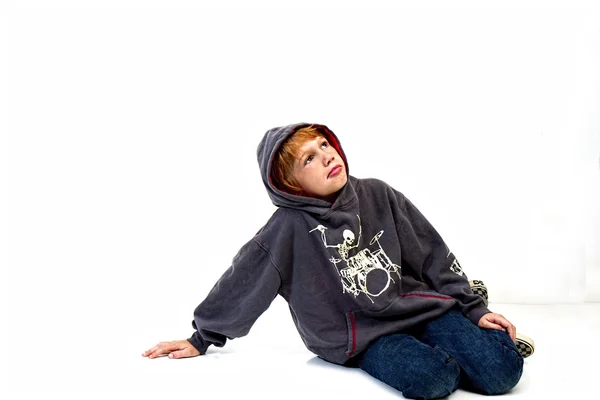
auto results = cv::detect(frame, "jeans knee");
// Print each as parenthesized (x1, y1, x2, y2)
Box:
(403, 353, 461, 399)
(493, 353, 524, 394)
(476, 345, 524, 395)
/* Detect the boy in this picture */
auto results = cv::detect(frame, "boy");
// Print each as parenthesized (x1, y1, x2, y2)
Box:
(143, 123, 529, 399)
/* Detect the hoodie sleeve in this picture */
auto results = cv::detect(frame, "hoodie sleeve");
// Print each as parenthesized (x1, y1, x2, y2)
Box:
(395, 192, 491, 326)
(187, 238, 281, 354)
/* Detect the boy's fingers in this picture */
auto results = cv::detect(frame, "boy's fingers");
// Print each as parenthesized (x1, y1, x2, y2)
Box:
(507, 325, 517, 343)
(142, 346, 161, 357)
(145, 346, 158, 354)
(143, 340, 194, 358)
(149, 350, 168, 358)
(168, 350, 185, 359)
(493, 316, 517, 343)
(485, 315, 518, 344)
(486, 322, 505, 331)
(479, 318, 505, 331)
(152, 342, 184, 357)
(146, 348, 166, 358)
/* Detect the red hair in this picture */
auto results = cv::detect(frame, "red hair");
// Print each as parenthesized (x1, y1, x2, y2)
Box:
(271, 125, 324, 196)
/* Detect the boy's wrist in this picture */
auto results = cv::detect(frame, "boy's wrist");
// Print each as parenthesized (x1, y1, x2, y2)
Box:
(466, 304, 492, 326)
(187, 332, 210, 355)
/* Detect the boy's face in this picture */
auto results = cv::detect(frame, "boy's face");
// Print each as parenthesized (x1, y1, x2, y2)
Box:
(292, 136, 347, 201)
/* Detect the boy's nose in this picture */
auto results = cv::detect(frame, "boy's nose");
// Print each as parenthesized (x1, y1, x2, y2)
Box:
(322, 154, 334, 166)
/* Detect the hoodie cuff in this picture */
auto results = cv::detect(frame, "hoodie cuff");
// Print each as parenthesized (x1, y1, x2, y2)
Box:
(465, 304, 492, 326)
(187, 331, 210, 355)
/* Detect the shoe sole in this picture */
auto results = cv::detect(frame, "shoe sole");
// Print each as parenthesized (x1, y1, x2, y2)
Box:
(516, 333, 535, 358)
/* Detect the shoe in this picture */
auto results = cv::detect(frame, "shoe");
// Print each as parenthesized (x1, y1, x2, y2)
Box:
(469, 279, 489, 307)
(516, 333, 535, 358)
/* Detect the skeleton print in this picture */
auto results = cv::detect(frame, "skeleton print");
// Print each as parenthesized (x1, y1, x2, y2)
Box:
(446, 244, 463, 276)
(309, 215, 401, 303)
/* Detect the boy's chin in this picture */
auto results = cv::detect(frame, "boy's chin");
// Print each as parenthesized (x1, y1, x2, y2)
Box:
(331, 175, 348, 190)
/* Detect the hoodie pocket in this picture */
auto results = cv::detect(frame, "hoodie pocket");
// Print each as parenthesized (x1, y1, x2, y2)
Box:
(344, 292, 457, 359)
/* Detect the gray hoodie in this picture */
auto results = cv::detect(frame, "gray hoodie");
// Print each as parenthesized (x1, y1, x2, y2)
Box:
(187, 123, 491, 365)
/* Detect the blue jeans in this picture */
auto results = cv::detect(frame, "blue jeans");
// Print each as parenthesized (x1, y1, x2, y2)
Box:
(356, 309, 524, 399)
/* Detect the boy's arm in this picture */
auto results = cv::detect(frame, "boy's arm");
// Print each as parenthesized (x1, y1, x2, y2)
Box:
(187, 238, 281, 355)
(395, 192, 491, 326)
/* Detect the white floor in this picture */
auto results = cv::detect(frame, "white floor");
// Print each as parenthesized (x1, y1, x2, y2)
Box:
(4, 303, 599, 400)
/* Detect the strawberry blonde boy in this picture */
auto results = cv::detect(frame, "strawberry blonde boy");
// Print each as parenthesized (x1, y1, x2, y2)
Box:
(143, 123, 526, 399)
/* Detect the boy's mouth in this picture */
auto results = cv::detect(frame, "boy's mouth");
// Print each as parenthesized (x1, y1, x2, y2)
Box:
(328, 164, 342, 178)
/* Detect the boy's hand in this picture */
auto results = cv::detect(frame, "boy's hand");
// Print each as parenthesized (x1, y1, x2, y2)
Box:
(142, 340, 201, 359)
(477, 312, 517, 344)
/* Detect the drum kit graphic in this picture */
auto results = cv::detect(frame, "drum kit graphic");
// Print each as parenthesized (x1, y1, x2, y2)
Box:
(310, 215, 402, 303)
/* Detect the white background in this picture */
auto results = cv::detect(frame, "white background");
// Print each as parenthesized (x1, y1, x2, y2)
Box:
(2, 0, 599, 396)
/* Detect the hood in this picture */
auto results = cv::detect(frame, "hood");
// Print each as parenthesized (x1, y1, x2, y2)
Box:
(256, 122, 352, 213)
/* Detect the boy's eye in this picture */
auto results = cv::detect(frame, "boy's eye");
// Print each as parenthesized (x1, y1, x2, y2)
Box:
(305, 155, 314, 165)
(321, 141, 328, 148)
